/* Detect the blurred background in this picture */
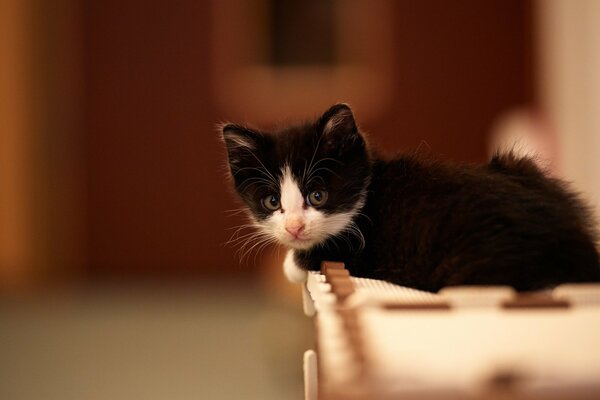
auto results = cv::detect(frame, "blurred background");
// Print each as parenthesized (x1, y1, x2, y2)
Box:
(1, 0, 599, 399)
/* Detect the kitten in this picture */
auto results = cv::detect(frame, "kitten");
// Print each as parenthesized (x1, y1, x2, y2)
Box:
(221, 104, 600, 292)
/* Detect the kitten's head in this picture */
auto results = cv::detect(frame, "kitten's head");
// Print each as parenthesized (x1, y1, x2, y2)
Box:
(221, 104, 371, 250)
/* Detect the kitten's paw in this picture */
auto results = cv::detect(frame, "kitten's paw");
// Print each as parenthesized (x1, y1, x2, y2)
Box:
(283, 250, 308, 283)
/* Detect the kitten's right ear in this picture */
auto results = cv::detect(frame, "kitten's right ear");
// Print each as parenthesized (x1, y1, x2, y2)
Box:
(221, 123, 260, 149)
(220, 123, 263, 171)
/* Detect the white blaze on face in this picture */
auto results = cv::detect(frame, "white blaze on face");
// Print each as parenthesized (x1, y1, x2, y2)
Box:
(258, 166, 310, 249)
(280, 166, 305, 229)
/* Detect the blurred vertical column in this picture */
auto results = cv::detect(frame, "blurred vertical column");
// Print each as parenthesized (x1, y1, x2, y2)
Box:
(0, 0, 36, 288)
(537, 0, 600, 214)
(0, 0, 83, 289)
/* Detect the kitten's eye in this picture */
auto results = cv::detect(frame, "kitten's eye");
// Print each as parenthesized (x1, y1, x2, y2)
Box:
(307, 190, 328, 207)
(262, 194, 281, 211)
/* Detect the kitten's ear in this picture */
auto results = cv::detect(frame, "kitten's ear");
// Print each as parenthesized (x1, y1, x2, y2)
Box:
(220, 123, 264, 171)
(221, 123, 261, 150)
(318, 103, 358, 138)
(317, 103, 365, 156)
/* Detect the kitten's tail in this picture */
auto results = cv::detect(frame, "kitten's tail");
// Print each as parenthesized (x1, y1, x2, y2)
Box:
(488, 109, 559, 176)
(488, 151, 547, 179)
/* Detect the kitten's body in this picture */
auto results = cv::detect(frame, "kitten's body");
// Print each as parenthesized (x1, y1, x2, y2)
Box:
(222, 104, 600, 292)
(295, 154, 600, 291)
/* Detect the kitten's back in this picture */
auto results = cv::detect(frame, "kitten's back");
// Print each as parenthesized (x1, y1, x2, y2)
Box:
(361, 153, 600, 291)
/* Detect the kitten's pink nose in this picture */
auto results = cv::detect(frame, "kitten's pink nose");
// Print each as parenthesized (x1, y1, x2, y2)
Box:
(285, 224, 305, 238)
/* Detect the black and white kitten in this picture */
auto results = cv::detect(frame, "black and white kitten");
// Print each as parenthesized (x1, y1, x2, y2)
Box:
(221, 104, 600, 292)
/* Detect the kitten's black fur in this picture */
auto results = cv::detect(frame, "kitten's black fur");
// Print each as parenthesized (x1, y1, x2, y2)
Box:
(222, 104, 600, 292)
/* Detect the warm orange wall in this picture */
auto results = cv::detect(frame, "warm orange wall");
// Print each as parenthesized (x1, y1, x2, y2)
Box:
(367, 1, 533, 163)
(83, 1, 238, 278)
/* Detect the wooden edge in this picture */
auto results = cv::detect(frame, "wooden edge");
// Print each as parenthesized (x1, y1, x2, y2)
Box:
(502, 294, 570, 309)
(321, 261, 345, 274)
(382, 301, 452, 311)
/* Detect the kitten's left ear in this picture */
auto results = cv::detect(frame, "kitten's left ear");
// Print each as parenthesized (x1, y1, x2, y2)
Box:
(317, 103, 365, 156)
(318, 103, 358, 138)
